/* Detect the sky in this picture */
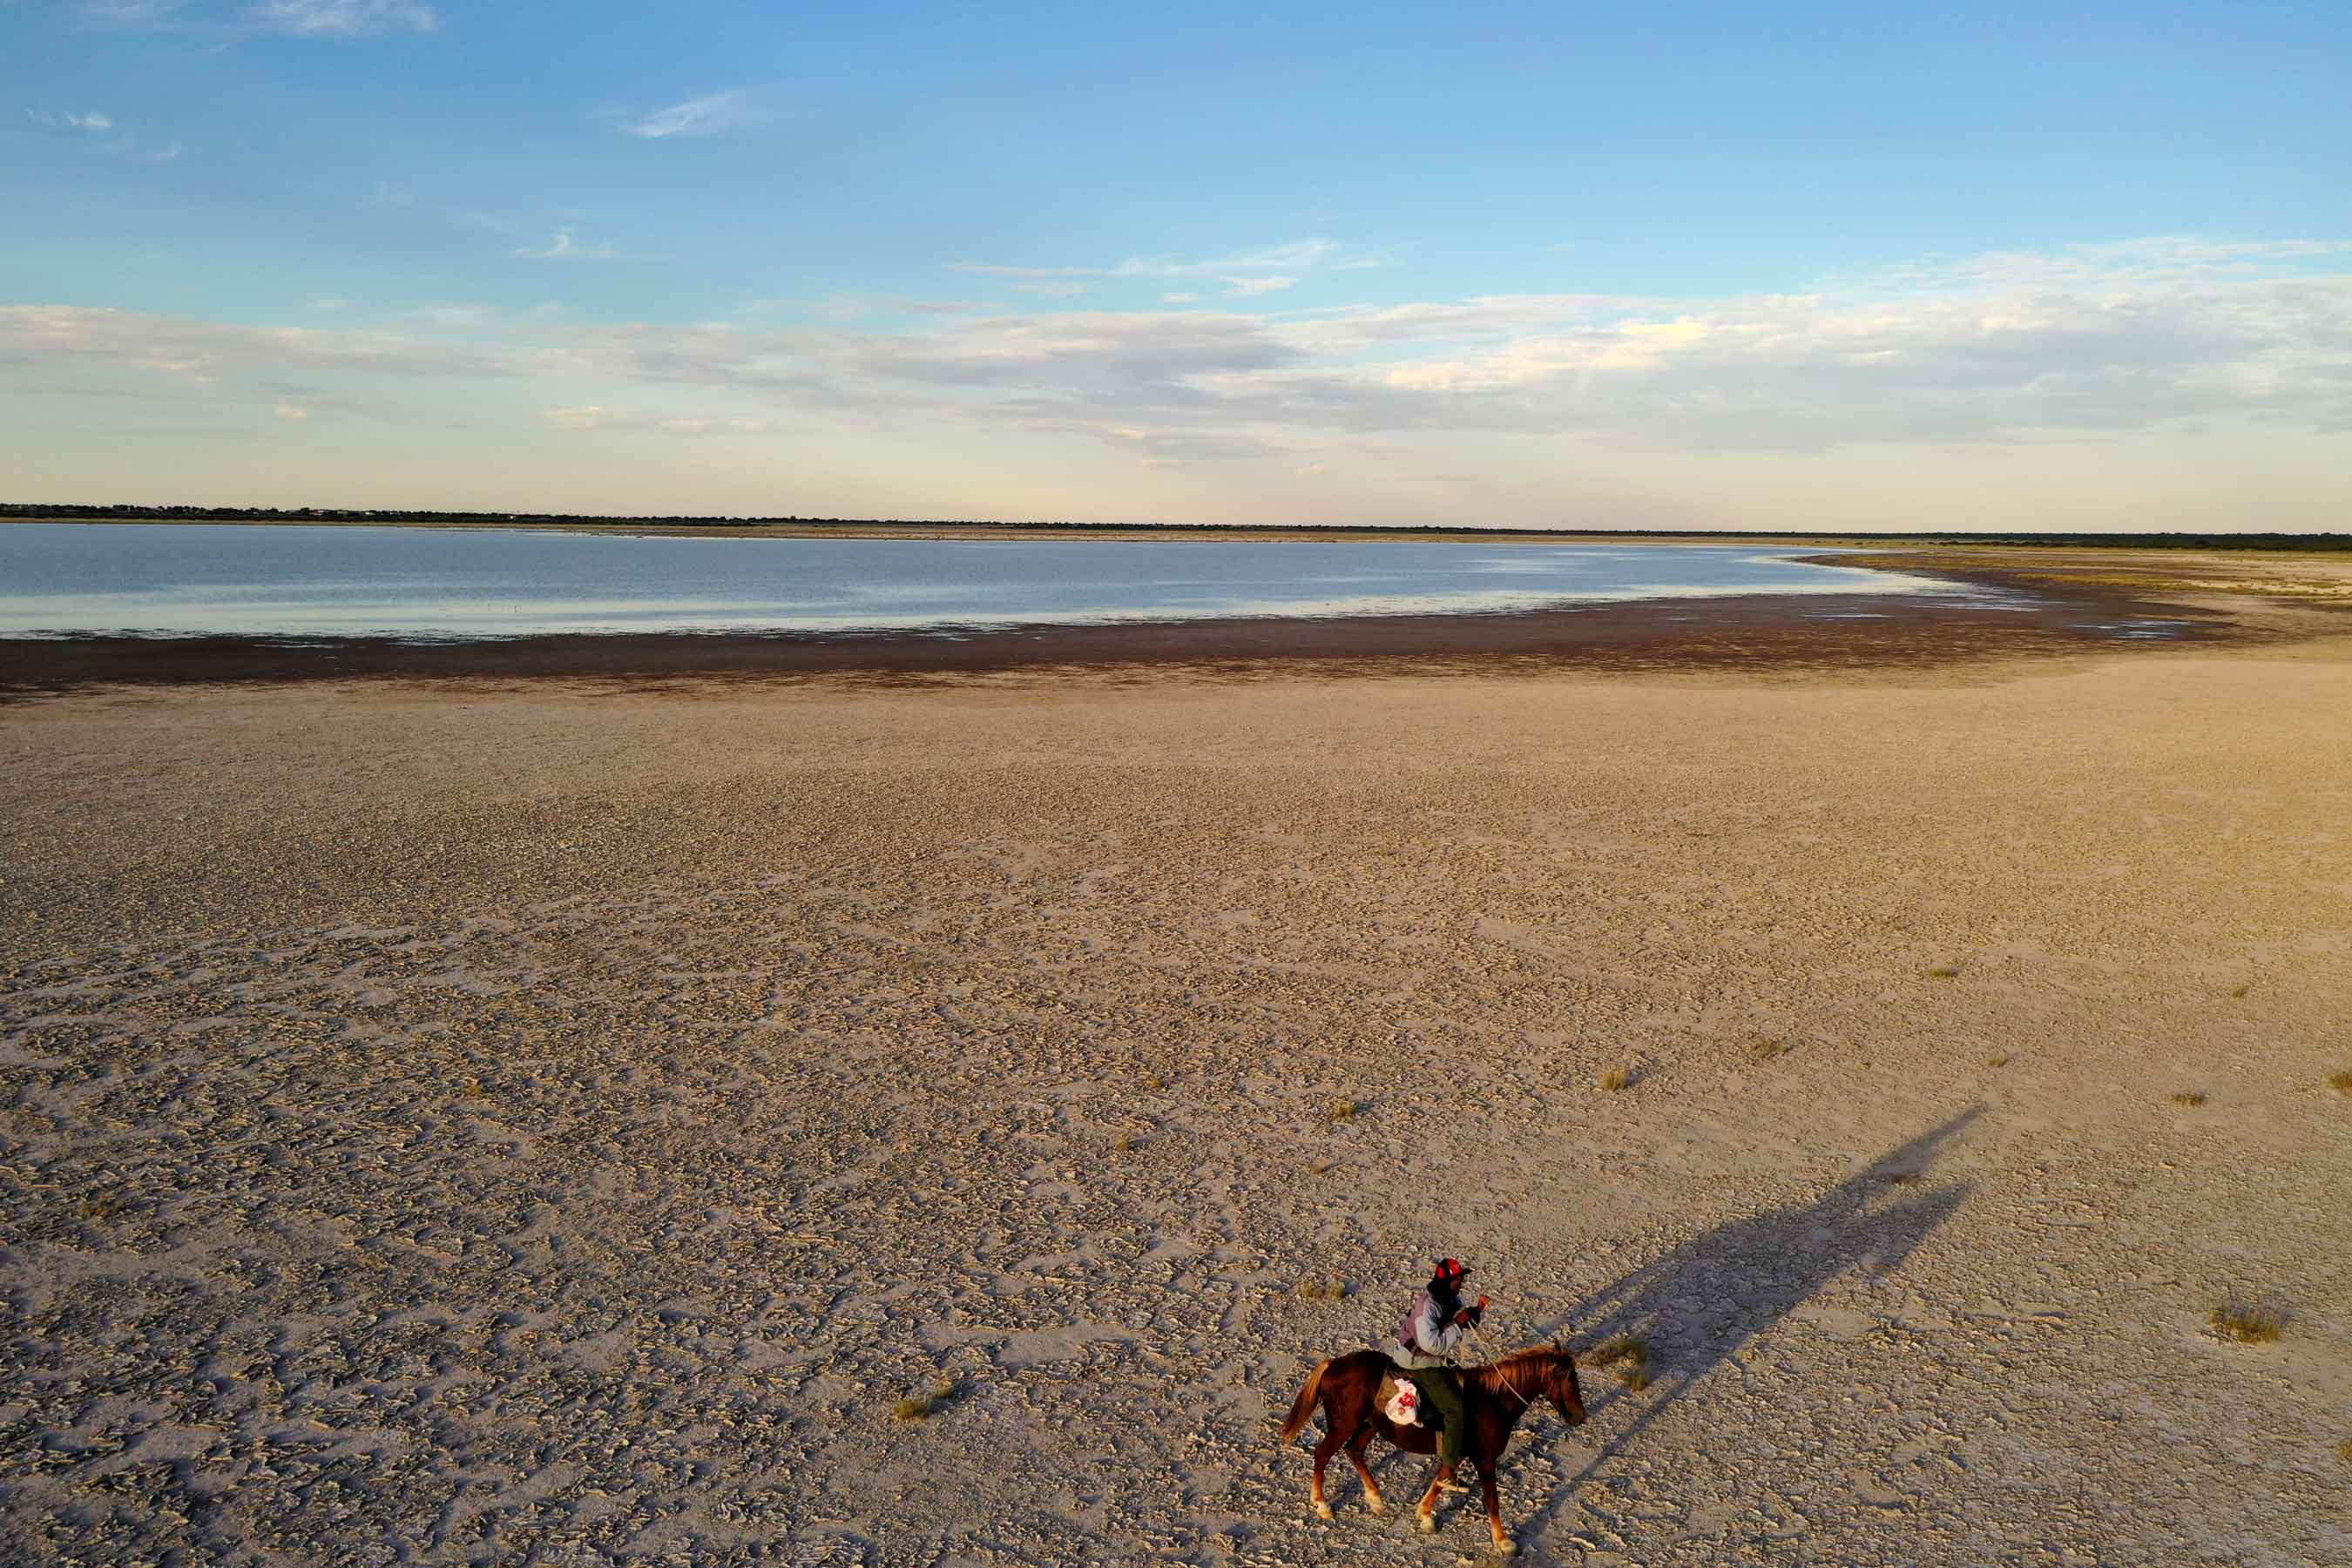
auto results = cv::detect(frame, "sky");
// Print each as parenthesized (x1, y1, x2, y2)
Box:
(3, 1, 2349, 531)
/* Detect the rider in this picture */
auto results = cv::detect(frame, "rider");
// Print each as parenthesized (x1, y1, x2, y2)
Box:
(1392, 1257, 1488, 1484)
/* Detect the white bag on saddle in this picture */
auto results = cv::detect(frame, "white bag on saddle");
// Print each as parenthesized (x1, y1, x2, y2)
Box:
(1382, 1375, 1422, 1427)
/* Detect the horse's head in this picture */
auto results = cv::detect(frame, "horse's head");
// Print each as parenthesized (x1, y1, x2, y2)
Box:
(1547, 1345, 1589, 1427)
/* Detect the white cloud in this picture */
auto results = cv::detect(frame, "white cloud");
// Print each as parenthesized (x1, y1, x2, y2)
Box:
(539, 405, 777, 436)
(246, 0, 437, 36)
(1294, 462, 1326, 476)
(13, 238, 2351, 469)
(1162, 293, 1200, 305)
(25, 110, 115, 131)
(950, 263, 1098, 280)
(273, 402, 308, 419)
(512, 228, 626, 262)
(954, 240, 1343, 298)
(625, 89, 758, 139)
(544, 406, 621, 430)
(85, 0, 439, 36)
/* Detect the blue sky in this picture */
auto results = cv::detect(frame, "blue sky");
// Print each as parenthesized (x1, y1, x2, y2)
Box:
(4, 0, 2349, 528)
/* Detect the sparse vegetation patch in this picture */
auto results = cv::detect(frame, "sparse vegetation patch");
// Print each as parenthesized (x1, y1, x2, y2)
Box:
(1588, 1335, 1650, 1388)
(1598, 1065, 1631, 1092)
(1295, 1279, 1348, 1301)
(2210, 1300, 2285, 1345)
(1324, 1097, 1358, 1123)
(894, 1378, 959, 1422)
(2171, 1091, 2207, 1107)
(2329, 1071, 2352, 1096)
(1925, 965, 1959, 979)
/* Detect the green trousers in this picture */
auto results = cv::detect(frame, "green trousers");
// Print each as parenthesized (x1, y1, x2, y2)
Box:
(1408, 1368, 1467, 1469)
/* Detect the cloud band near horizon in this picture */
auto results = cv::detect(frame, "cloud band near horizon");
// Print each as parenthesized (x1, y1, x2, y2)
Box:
(5, 237, 2349, 524)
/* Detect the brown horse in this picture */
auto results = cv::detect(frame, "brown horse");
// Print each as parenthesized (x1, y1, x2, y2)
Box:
(1274, 1344, 1586, 1555)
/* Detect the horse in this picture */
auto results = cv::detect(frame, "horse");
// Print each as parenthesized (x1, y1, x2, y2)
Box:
(1274, 1344, 1586, 1555)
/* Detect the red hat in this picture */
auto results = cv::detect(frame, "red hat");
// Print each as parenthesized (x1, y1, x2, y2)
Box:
(1435, 1258, 1468, 1283)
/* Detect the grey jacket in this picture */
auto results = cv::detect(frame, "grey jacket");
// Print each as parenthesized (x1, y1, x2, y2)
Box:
(1391, 1288, 1466, 1369)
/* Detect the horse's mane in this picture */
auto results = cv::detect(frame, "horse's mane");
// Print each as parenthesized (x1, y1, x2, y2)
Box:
(1467, 1344, 1571, 1397)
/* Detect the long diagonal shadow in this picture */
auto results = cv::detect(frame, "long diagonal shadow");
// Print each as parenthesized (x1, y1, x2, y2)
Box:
(1523, 1107, 1983, 1529)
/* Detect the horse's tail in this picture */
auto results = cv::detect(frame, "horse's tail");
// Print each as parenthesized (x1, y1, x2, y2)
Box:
(1275, 1357, 1332, 1443)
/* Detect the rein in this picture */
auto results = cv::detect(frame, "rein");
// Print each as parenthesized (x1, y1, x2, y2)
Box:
(1469, 1325, 1543, 1408)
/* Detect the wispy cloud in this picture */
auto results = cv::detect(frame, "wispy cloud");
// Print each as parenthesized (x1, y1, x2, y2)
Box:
(624, 89, 760, 139)
(81, 0, 439, 36)
(246, 0, 438, 36)
(541, 405, 778, 436)
(80, 0, 437, 34)
(512, 228, 629, 262)
(14, 239, 2350, 466)
(953, 240, 1342, 301)
(24, 109, 116, 132)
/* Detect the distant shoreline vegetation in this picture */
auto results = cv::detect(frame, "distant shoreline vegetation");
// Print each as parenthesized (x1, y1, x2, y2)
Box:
(1, 504, 2344, 552)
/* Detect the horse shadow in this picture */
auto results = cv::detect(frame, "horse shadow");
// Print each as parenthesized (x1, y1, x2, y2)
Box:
(1518, 1106, 1983, 1524)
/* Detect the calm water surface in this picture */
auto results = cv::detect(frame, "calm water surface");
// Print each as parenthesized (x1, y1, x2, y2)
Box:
(0, 524, 1955, 639)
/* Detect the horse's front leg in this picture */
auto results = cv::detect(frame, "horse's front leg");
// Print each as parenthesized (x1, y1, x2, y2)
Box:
(1415, 1463, 1447, 1533)
(1478, 1458, 1512, 1555)
(1344, 1428, 1383, 1514)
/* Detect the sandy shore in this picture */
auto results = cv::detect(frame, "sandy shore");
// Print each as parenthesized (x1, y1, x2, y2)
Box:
(3, 615, 2350, 1564)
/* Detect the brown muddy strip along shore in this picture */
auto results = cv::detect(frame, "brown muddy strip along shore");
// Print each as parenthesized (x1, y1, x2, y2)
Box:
(0, 568, 2261, 697)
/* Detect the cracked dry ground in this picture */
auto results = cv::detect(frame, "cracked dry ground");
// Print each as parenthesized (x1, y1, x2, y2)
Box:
(3, 644, 2349, 1566)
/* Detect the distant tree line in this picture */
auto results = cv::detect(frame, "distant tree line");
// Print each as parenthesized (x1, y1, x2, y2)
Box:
(1, 502, 2344, 551)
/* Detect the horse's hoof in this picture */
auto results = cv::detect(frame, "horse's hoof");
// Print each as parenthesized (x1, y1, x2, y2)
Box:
(1366, 1493, 1384, 1515)
(1314, 1502, 1333, 1521)
(1491, 1538, 1517, 1557)
(1416, 1511, 1436, 1534)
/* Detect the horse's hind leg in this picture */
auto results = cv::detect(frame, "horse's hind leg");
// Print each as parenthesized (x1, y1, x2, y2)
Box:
(1310, 1428, 1342, 1520)
(1478, 1458, 1512, 1555)
(1344, 1429, 1383, 1514)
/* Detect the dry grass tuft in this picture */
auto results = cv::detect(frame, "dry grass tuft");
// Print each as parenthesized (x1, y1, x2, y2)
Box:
(1111, 1132, 1136, 1152)
(1746, 1037, 1790, 1063)
(80, 1193, 130, 1223)
(1986, 1051, 2010, 1068)
(2171, 1091, 2207, 1107)
(2336, 1437, 2352, 1465)
(894, 1378, 959, 1422)
(1925, 965, 1960, 979)
(2210, 1300, 2285, 1345)
(1587, 1336, 1649, 1387)
(2229, 983, 2251, 999)
(2328, 1071, 2352, 1096)
(1325, 1097, 1358, 1123)
(1294, 1279, 1348, 1301)
(1881, 1170, 1922, 1186)
(460, 1075, 486, 1098)
(1308, 1159, 1335, 1176)
(1598, 1065, 1631, 1092)
(1139, 1071, 1166, 1092)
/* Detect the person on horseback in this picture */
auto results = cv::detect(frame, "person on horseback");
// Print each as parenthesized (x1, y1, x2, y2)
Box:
(1392, 1257, 1488, 1484)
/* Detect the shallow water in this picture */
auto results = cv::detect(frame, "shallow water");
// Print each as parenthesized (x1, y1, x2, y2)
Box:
(0, 524, 1956, 639)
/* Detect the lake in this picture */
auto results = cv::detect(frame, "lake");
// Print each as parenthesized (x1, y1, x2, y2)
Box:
(0, 524, 1955, 639)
